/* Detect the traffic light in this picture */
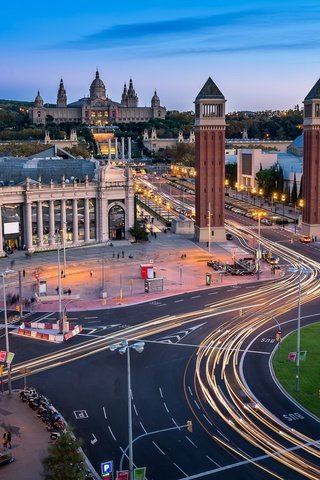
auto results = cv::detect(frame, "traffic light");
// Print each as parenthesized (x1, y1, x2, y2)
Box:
(187, 420, 193, 432)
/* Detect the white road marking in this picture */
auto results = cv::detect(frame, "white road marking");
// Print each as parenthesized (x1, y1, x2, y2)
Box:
(206, 455, 221, 467)
(133, 404, 138, 416)
(188, 386, 193, 396)
(185, 436, 198, 448)
(152, 441, 166, 455)
(90, 433, 97, 445)
(202, 414, 213, 426)
(174, 299, 184, 303)
(103, 407, 107, 419)
(171, 418, 180, 429)
(163, 402, 169, 413)
(191, 295, 201, 299)
(194, 400, 201, 410)
(174, 463, 188, 476)
(140, 422, 147, 433)
(208, 292, 218, 295)
(238, 447, 250, 457)
(159, 387, 163, 398)
(108, 425, 116, 441)
(217, 430, 230, 442)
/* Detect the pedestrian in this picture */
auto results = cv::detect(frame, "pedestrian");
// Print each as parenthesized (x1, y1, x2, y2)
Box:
(122, 250, 124, 258)
(154, 232, 157, 239)
(90, 270, 93, 277)
(2, 432, 7, 449)
(68, 288, 71, 295)
(6, 431, 11, 449)
(22, 269, 26, 278)
(117, 252, 120, 259)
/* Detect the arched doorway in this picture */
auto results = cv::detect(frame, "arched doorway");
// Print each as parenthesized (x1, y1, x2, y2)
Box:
(108, 205, 125, 240)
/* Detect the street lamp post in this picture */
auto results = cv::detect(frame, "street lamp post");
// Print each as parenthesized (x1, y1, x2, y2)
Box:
(109, 340, 145, 480)
(62, 225, 67, 278)
(256, 213, 263, 280)
(1, 269, 14, 394)
(281, 194, 286, 229)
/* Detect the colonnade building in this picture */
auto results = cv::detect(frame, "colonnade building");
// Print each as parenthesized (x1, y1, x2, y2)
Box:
(0, 157, 134, 257)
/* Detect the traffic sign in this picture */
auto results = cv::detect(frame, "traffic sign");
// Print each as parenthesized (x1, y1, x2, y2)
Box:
(0, 351, 7, 362)
(101, 460, 113, 478)
(116, 471, 129, 480)
(134, 467, 146, 480)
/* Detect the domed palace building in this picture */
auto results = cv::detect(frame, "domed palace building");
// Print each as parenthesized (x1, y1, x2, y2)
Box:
(29, 70, 166, 126)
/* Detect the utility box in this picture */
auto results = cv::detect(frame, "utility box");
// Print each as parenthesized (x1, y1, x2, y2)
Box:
(140, 264, 154, 279)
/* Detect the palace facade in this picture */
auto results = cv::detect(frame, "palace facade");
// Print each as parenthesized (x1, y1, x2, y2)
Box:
(29, 70, 166, 126)
(0, 156, 135, 257)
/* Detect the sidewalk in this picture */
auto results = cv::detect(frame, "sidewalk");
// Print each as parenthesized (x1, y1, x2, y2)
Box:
(1, 230, 276, 315)
(0, 391, 50, 480)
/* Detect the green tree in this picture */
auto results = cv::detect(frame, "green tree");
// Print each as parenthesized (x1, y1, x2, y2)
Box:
(129, 222, 149, 241)
(42, 428, 87, 480)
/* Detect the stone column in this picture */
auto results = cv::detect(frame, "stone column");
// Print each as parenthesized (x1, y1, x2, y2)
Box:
(37, 201, 43, 246)
(128, 137, 131, 160)
(0, 206, 4, 256)
(115, 138, 118, 159)
(84, 198, 90, 242)
(72, 198, 78, 243)
(108, 139, 112, 160)
(25, 202, 33, 250)
(121, 137, 125, 159)
(49, 200, 55, 245)
(61, 199, 66, 230)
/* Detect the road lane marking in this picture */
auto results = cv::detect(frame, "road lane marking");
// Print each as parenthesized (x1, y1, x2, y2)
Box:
(191, 295, 201, 299)
(208, 291, 218, 295)
(217, 430, 229, 442)
(90, 433, 97, 445)
(194, 400, 201, 410)
(171, 418, 180, 429)
(159, 387, 163, 398)
(206, 456, 220, 467)
(174, 463, 188, 476)
(152, 441, 166, 455)
(103, 407, 107, 419)
(140, 422, 147, 433)
(188, 386, 193, 396)
(185, 436, 198, 448)
(108, 425, 116, 441)
(202, 414, 213, 426)
(133, 404, 138, 416)
(174, 299, 184, 303)
(163, 402, 169, 413)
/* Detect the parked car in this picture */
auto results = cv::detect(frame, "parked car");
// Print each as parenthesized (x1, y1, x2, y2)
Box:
(300, 235, 312, 243)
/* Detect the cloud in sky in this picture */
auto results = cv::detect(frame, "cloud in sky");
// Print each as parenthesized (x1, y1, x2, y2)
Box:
(1, 0, 320, 111)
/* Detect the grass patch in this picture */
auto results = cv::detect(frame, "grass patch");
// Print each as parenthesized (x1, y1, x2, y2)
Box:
(272, 322, 320, 417)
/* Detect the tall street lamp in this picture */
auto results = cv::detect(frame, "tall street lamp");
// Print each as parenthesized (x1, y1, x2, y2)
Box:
(256, 212, 265, 280)
(281, 194, 286, 229)
(295, 198, 304, 234)
(62, 224, 67, 278)
(109, 340, 145, 480)
(288, 265, 311, 391)
(1, 269, 14, 394)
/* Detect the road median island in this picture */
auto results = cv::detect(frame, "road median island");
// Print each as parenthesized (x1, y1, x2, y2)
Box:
(272, 322, 320, 417)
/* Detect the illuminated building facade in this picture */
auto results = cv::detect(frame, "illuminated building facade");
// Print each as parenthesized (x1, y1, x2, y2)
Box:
(29, 70, 166, 126)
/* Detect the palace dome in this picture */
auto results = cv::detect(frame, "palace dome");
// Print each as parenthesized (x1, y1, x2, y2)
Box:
(90, 69, 106, 101)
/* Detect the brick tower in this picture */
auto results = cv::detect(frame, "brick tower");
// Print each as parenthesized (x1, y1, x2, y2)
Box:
(302, 78, 320, 237)
(194, 77, 226, 243)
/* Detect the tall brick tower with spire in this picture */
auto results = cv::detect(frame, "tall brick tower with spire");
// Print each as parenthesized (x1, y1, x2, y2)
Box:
(194, 77, 226, 243)
(302, 78, 320, 237)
